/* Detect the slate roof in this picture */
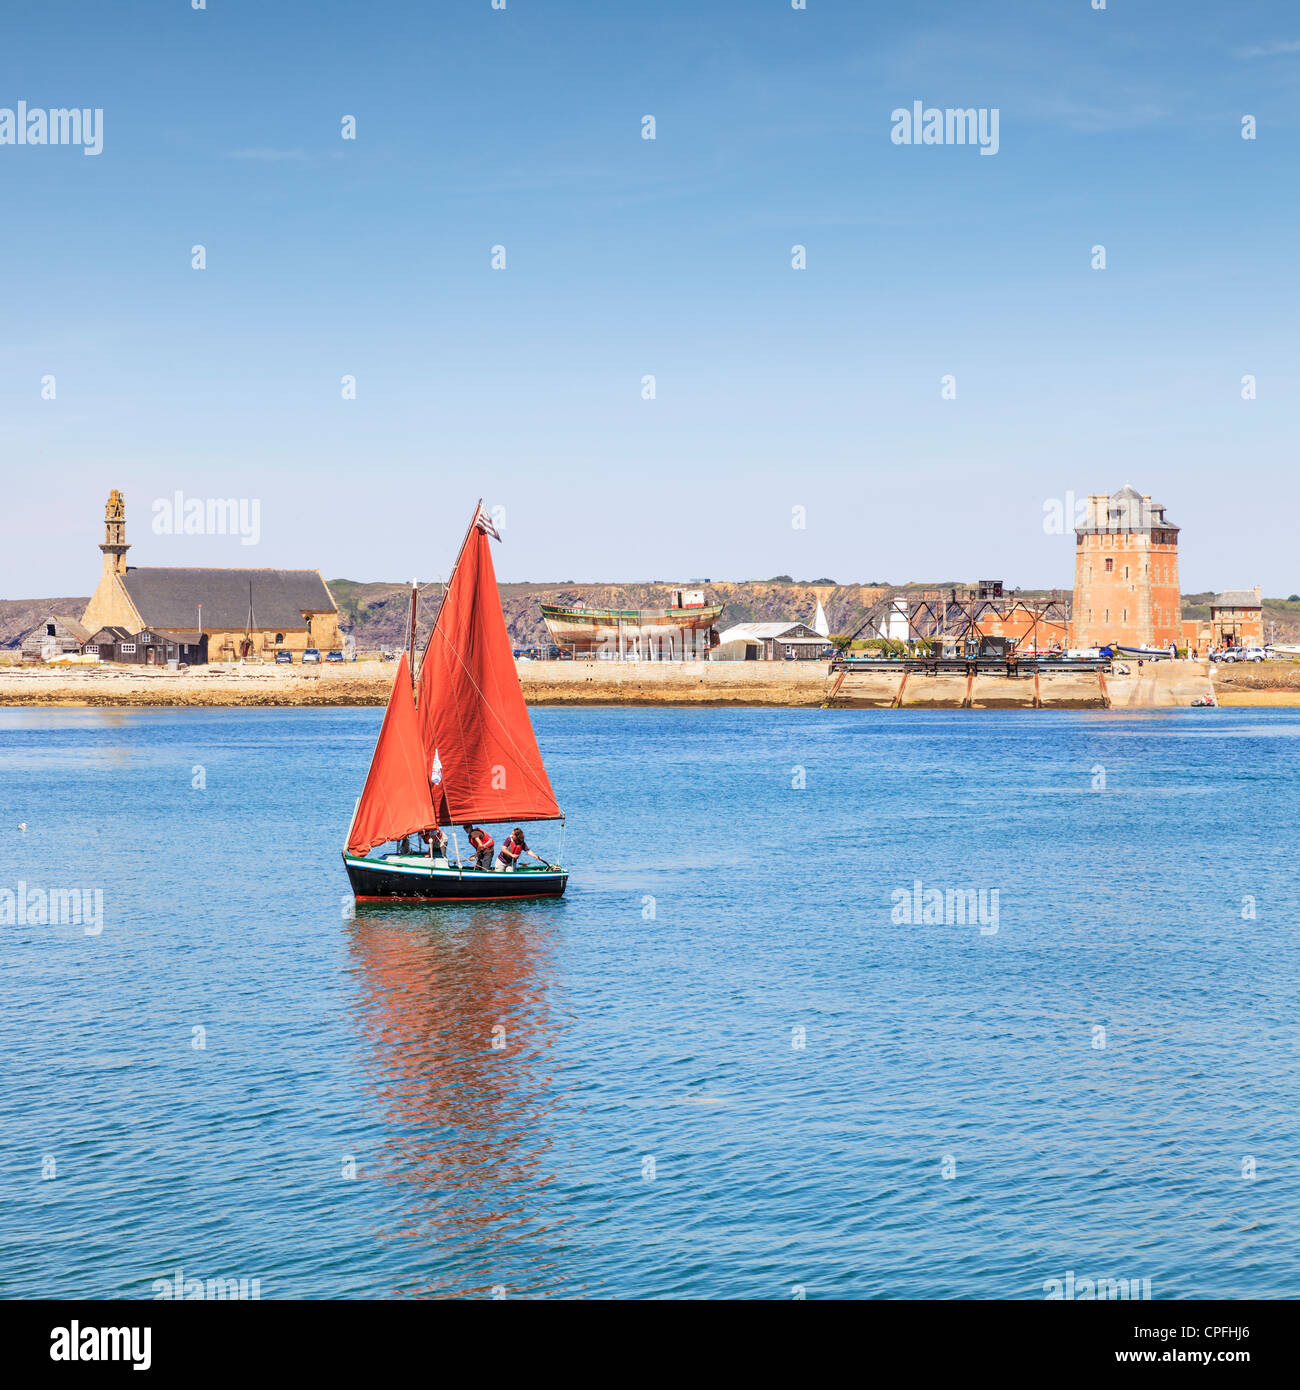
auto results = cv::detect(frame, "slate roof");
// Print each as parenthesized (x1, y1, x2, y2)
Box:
(1212, 590, 1262, 608)
(1075, 486, 1179, 535)
(119, 568, 335, 630)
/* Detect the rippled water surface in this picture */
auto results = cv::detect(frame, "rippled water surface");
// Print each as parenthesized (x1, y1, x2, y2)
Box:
(2, 705, 1298, 1298)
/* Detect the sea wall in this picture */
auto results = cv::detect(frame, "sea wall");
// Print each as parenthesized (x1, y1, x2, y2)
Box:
(0, 659, 831, 708)
(0, 656, 1225, 709)
(520, 660, 827, 705)
(1106, 659, 1215, 708)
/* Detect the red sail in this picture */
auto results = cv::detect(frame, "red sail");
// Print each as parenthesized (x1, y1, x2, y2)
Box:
(346, 654, 438, 854)
(416, 518, 563, 823)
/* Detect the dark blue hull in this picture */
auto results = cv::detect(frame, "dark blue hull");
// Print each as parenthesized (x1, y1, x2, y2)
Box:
(343, 853, 567, 902)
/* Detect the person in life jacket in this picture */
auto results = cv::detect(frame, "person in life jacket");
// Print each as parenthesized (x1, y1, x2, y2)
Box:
(496, 827, 540, 872)
(464, 825, 494, 870)
(421, 826, 449, 862)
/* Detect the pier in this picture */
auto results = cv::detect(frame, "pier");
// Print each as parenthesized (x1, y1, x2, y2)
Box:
(825, 656, 1214, 709)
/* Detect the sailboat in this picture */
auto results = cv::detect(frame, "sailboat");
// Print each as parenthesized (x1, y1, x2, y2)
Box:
(341, 503, 568, 902)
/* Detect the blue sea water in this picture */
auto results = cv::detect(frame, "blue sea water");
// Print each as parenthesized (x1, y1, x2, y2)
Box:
(1, 704, 1298, 1300)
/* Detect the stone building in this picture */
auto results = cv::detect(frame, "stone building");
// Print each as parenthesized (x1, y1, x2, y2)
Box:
(81, 491, 342, 662)
(1210, 588, 1264, 649)
(1070, 486, 1182, 649)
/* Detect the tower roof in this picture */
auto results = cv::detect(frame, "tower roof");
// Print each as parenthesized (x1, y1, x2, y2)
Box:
(1075, 487, 1179, 536)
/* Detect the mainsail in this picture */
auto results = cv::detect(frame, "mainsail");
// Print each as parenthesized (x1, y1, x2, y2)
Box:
(416, 506, 563, 824)
(346, 653, 438, 854)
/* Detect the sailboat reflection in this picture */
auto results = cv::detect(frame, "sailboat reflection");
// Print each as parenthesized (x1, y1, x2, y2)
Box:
(346, 903, 572, 1297)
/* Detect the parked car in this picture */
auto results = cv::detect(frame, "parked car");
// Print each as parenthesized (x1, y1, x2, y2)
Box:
(1241, 647, 1269, 662)
(302, 648, 322, 663)
(274, 650, 293, 664)
(1211, 648, 1236, 663)
(325, 650, 344, 663)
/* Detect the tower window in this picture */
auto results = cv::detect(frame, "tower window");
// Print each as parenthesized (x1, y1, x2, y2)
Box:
(1105, 559, 1113, 572)
(1124, 566, 1129, 580)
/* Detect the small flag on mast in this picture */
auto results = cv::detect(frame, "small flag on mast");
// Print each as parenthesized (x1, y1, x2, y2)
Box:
(474, 505, 501, 541)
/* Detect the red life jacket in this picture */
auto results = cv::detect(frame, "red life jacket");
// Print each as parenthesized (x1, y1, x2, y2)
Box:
(472, 830, 493, 851)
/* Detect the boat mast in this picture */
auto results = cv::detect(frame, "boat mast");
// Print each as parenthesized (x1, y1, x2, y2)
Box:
(407, 579, 418, 691)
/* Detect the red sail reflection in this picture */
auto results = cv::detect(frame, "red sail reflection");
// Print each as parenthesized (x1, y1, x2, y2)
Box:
(345, 905, 573, 1297)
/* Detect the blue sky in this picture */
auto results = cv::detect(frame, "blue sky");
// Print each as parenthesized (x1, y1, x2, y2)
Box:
(2, 0, 1297, 595)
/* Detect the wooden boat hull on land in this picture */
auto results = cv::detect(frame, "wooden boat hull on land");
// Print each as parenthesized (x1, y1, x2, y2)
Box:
(342, 852, 567, 902)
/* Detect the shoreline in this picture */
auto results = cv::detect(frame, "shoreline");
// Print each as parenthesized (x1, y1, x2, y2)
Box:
(0, 657, 1287, 708)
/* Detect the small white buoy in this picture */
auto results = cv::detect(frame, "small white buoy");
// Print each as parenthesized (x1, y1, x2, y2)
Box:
(18, 822, 27, 831)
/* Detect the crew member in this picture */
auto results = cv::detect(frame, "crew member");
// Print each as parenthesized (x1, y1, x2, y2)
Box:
(464, 825, 494, 871)
(422, 826, 449, 860)
(496, 827, 539, 872)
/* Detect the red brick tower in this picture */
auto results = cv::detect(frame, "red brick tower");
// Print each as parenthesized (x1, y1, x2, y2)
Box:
(1071, 486, 1181, 649)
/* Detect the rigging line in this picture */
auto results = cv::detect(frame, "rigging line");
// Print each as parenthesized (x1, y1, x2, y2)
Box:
(417, 500, 483, 682)
(428, 622, 559, 811)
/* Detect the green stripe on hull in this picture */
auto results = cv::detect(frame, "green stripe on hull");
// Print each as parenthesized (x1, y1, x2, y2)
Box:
(540, 604, 723, 622)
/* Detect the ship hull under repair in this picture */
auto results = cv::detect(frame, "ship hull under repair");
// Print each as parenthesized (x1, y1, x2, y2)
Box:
(540, 603, 722, 657)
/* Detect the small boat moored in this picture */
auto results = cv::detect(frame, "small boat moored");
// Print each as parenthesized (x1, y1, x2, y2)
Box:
(1108, 642, 1179, 662)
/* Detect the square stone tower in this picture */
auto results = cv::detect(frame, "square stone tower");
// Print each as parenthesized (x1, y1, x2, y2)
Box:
(1071, 486, 1182, 649)
(100, 488, 130, 576)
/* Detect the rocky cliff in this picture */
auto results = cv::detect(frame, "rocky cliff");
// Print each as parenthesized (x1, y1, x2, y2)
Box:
(7, 583, 1300, 652)
(327, 578, 890, 652)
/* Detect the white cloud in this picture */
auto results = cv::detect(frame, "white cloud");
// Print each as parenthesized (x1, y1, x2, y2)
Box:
(1235, 39, 1300, 59)
(226, 147, 309, 162)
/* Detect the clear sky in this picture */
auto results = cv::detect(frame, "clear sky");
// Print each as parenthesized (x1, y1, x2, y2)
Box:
(2, 0, 1297, 596)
